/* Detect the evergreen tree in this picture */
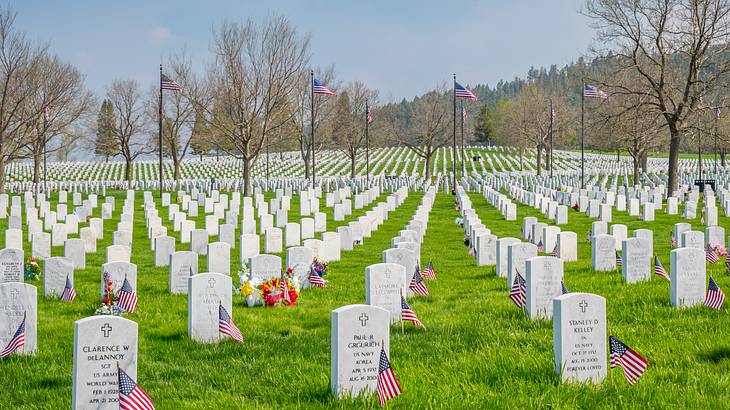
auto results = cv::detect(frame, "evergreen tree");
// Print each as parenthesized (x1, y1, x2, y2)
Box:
(473, 104, 495, 144)
(95, 99, 116, 160)
(190, 109, 211, 160)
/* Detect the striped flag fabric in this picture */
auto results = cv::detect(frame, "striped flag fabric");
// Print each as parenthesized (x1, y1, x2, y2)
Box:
(313, 79, 335, 96)
(409, 268, 429, 296)
(218, 303, 244, 343)
(716, 107, 722, 119)
(307, 269, 328, 288)
(610, 336, 648, 384)
(59, 274, 77, 302)
(161, 74, 182, 92)
(550, 245, 558, 257)
(401, 296, 425, 329)
(117, 277, 138, 313)
(280, 277, 291, 304)
(461, 106, 467, 122)
(583, 84, 608, 99)
(367, 107, 373, 124)
(616, 251, 623, 268)
(118, 366, 155, 410)
(706, 244, 720, 264)
(0, 317, 25, 359)
(561, 281, 569, 295)
(44, 106, 51, 121)
(420, 260, 436, 280)
(654, 256, 669, 281)
(454, 82, 477, 100)
(509, 271, 526, 308)
(536, 240, 544, 253)
(670, 233, 677, 247)
(705, 277, 725, 310)
(376, 347, 402, 407)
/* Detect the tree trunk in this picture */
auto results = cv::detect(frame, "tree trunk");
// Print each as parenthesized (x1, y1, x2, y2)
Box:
(32, 151, 41, 184)
(350, 153, 356, 179)
(721, 148, 726, 166)
(174, 160, 181, 181)
(125, 157, 132, 181)
(633, 155, 640, 187)
(303, 154, 310, 179)
(243, 157, 252, 196)
(424, 151, 432, 180)
(536, 144, 542, 176)
(0, 156, 6, 193)
(667, 128, 681, 196)
(640, 151, 648, 172)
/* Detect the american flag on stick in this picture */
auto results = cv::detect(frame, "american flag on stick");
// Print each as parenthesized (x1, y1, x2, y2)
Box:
(705, 277, 725, 310)
(610, 336, 648, 385)
(654, 256, 669, 282)
(367, 107, 373, 124)
(118, 366, 155, 410)
(376, 345, 402, 407)
(0, 315, 25, 359)
(401, 296, 425, 329)
(409, 268, 429, 296)
(307, 269, 327, 288)
(509, 271, 526, 308)
(550, 245, 558, 257)
(536, 240, 544, 253)
(218, 303, 243, 343)
(561, 281, 569, 295)
(117, 277, 138, 313)
(706, 243, 719, 264)
(420, 260, 436, 280)
(60, 274, 77, 302)
(616, 251, 623, 268)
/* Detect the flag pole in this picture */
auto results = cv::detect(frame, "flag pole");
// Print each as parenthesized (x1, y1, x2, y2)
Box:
(365, 98, 370, 187)
(549, 98, 554, 179)
(158, 64, 164, 198)
(580, 79, 585, 189)
(715, 108, 719, 175)
(452, 73, 457, 195)
(310, 69, 316, 189)
(460, 99, 464, 178)
(43, 113, 48, 194)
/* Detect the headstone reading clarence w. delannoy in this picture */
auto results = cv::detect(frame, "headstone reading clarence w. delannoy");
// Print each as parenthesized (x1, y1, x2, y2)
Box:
(331, 304, 389, 399)
(553, 292, 607, 383)
(72, 315, 138, 410)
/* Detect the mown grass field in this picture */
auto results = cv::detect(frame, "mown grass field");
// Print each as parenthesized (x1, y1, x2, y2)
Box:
(2, 188, 730, 409)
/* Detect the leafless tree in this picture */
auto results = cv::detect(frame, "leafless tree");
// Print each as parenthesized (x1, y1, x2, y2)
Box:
(193, 15, 310, 195)
(585, 0, 730, 194)
(106, 79, 152, 181)
(332, 81, 378, 178)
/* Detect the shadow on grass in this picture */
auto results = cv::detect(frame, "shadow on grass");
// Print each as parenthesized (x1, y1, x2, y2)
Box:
(698, 347, 730, 363)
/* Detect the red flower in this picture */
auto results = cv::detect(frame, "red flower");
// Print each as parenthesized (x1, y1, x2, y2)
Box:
(287, 290, 298, 305)
(103, 296, 110, 304)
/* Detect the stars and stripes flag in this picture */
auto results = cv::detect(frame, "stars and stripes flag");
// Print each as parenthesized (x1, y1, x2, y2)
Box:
(509, 271, 526, 308)
(367, 107, 373, 124)
(701, 215, 705, 225)
(420, 260, 436, 280)
(118, 366, 155, 410)
(609, 336, 648, 385)
(409, 268, 429, 296)
(313, 78, 335, 96)
(280, 277, 291, 304)
(44, 106, 51, 121)
(0, 316, 25, 358)
(59, 274, 77, 302)
(706, 243, 719, 264)
(376, 347, 402, 407)
(561, 281, 569, 295)
(705, 277, 726, 310)
(537, 240, 544, 253)
(401, 296, 425, 329)
(160, 74, 182, 92)
(117, 277, 138, 313)
(616, 251, 623, 268)
(454, 82, 478, 100)
(583, 84, 608, 99)
(218, 303, 243, 343)
(461, 106, 467, 122)
(654, 256, 669, 281)
(307, 269, 328, 288)
(670, 233, 677, 247)
(550, 245, 558, 257)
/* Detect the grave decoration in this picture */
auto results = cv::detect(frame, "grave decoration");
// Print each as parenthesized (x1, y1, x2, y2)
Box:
(24, 258, 41, 281)
(94, 271, 125, 316)
(240, 267, 301, 307)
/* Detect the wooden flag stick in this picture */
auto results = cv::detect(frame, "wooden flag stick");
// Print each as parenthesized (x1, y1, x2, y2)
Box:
(400, 290, 405, 335)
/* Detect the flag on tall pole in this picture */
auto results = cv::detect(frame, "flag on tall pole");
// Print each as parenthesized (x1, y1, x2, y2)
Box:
(461, 106, 467, 122)
(311, 73, 336, 188)
(705, 277, 726, 310)
(609, 336, 648, 384)
(312, 79, 336, 95)
(0, 315, 25, 359)
(583, 84, 609, 99)
(118, 366, 156, 410)
(454, 82, 478, 100)
(376, 346, 402, 407)
(60, 274, 77, 302)
(161, 74, 183, 92)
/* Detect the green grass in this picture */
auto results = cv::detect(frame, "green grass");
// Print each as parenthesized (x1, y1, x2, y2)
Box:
(3, 189, 730, 408)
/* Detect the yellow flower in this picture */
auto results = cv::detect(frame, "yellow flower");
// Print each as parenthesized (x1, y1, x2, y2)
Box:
(241, 282, 255, 297)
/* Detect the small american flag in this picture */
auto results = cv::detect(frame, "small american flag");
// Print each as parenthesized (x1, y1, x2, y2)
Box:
(161, 74, 182, 92)
(616, 251, 623, 268)
(586, 232, 592, 243)
(670, 233, 677, 247)
(705, 277, 725, 310)
(509, 271, 526, 308)
(409, 268, 429, 296)
(59, 274, 77, 302)
(0, 316, 25, 358)
(367, 108, 373, 124)
(421, 260, 436, 280)
(280, 277, 291, 304)
(561, 281, 569, 295)
(610, 336, 648, 384)
(118, 366, 155, 410)
(313, 78, 335, 96)
(654, 256, 669, 281)
(536, 240, 544, 253)
(117, 277, 138, 313)
(706, 244, 719, 264)
(218, 303, 243, 343)
(701, 215, 705, 225)
(454, 82, 477, 100)
(550, 245, 558, 257)
(307, 269, 327, 288)
(401, 296, 425, 329)
(376, 347, 402, 407)
(584, 84, 608, 99)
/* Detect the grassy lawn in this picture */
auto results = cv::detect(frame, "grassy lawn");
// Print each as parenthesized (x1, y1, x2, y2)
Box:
(2, 189, 730, 408)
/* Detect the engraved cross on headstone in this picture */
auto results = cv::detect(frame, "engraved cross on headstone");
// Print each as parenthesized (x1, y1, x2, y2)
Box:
(384, 267, 392, 279)
(208, 278, 217, 288)
(579, 300, 588, 313)
(101, 323, 113, 337)
(359, 313, 369, 327)
(10, 289, 20, 300)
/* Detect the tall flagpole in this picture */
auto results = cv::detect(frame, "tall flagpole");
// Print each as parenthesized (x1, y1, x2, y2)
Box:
(452, 73, 457, 194)
(310, 69, 315, 188)
(549, 98, 554, 179)
(580, 79, 585, 189)
(460, 100, 464, 178)
(365, 98, 370, 187)
(715, 108, 719, 175)
(158, 64, 164, 198)
(43, 115, 47, 194)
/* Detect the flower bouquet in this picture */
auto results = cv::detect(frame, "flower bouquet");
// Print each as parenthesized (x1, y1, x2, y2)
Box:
(240, 267, 301, 307)
(24, 259, 41, 281)
(95, 271, 125, 316)
(714, 244, 728, 257)
(310, 258, 329, 277)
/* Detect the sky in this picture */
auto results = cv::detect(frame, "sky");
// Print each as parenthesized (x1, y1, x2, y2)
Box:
(8, 0, 595, 103)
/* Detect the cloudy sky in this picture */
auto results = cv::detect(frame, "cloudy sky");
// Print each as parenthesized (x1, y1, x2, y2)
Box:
(9, 0, 595, 102)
